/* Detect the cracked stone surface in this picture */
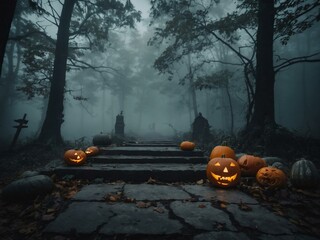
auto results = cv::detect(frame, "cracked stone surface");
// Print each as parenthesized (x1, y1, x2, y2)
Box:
(226, 204, 295, 234)
(124, 184, 191, 200)
(44, 202, 114, 234)
(193, 231, 250, 240)
(73, 183, 124, 201)
(43, 184, 306, 237)
(44, 202, 183, 235)
(181, 185, 258, 204)
(99, 203, 183, 235)
(170, 201, 236, 231)
(258, 234, 319, 240)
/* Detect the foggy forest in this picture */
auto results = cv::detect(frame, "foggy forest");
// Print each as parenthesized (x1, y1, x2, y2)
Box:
(0, 0, 320, 239)
(1, 0, 319, 147)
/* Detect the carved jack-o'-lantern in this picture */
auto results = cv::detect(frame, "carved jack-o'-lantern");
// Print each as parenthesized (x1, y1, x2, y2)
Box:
(206, 157, 241, 188)
(210, 143, 236, 160)
(256, 167, 287, 189)
(85, 146, 99, 157)
(64, 149, 87, 166)
(180, 141, 195, 151)
(237, 155, 267, 177)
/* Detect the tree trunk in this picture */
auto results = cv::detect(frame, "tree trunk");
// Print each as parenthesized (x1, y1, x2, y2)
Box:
(0, 0, 17, 78)
(188, 53, 198, 119)
(250, 0, 275, 128)
(38, 0, 76, 144)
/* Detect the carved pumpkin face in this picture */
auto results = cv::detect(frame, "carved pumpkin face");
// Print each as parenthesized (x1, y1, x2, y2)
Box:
(206, 157, 241, 188)
(64, 149, 87, 166)
(180, 141, 195, 151)
(210, 145, 236, 160)
(85, 146, 99, 157)
(237, 155, 267, 177)
(256, 167, 287, 189)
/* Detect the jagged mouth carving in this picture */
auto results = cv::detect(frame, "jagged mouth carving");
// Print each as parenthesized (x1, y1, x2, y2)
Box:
(210, 172, 238, 185)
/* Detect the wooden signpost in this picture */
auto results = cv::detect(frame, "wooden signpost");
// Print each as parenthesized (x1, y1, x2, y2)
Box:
(10, 113, 28, 149)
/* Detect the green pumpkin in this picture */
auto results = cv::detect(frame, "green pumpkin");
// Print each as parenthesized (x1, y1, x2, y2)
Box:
(290, 159, 319, 189)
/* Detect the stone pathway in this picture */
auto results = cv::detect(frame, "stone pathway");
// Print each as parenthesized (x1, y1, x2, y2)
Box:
(43, 183, 316, 239)
(40, 141, 318, 239)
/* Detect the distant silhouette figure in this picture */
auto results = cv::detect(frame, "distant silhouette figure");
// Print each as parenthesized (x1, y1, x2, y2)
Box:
(115, 111, 125, 137)
(192, 112, 210, 143)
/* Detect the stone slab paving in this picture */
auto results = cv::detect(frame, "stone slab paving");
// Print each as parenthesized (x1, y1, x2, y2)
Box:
(124, 184, 190, 200)
(181, 184, 258, 204)
(43, 183, 318, 239)
(170, 201, 236, 231)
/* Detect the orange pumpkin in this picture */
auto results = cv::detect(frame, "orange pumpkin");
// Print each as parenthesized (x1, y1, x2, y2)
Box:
(210, 143, 236, 160)
(85, 146, 99, 157)
(180, 141, 195, 151)
(256, 167, 287, 189)
(206, 156, 241, 188)
(64, 149, 87, 166)
(237, 155, 267, 176)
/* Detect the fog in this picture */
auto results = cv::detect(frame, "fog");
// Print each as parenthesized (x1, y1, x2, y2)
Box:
(0, 0, 319, 148)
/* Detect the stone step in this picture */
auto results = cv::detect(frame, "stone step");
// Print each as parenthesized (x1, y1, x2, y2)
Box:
(41, 163, 207, 182)
(99, 146, 204, 157)
(122, 143, 178, 147)
(89, 155, 208, 164)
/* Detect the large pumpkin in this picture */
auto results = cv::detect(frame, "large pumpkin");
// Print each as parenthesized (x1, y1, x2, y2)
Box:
(206, 157, 241, 188)
(290, 159, 319, 189)
(256, 167, 287, 189)
(180, 141, 195, 151)
(85, 146, 99, 157)
(64, 149, 87, 166)
(210, 143, 236, 160)
(237, 155, 267, 177)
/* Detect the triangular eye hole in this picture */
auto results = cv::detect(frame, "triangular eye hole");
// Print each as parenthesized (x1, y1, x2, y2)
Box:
(230, 162, 236, 167)
(214, 162, 221, 166)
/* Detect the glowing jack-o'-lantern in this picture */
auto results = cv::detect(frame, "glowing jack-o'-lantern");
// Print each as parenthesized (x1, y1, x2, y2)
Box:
(237, 155, 267, 177)
(210, 142, 236, 160)
(64, 149, 87, 166)
(206, 157, 241, 188)
(180, 141, 195, 151)
(256, 167, 287, 189)
(85, 146, 99, 157)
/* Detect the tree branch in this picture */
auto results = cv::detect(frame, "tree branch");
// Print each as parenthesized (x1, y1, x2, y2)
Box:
(274, 52, 320, 73)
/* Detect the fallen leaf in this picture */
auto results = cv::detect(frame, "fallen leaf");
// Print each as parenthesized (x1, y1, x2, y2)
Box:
(124, 197, 135, 203)
(42, 214, 56, 221)
(153, 207, 165, 213)
(196, 179, 204, 185)
(146, 177, 157, 184)
(198, 204, 206, 208)
(238, 202, 252, 211)
(136, 201, 152, 208)
(220, 203, 228, 209)
(18, 222, 37, 235)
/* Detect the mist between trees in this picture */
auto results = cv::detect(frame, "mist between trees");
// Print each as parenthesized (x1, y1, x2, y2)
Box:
(0, 0, 319, 148)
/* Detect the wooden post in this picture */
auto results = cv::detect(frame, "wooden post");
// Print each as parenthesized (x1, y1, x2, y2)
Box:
(10, 113, 28, 149)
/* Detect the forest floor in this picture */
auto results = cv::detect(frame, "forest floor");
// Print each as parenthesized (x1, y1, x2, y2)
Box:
(0, 134, 319, 239)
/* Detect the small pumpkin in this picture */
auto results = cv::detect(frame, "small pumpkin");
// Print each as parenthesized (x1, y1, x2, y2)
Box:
(180, 141, 196, 151)
(290, 159, 319, 189)
(256, 167, 287, 189)
(85, 146, 99, 157)
(64, 149, 87, 166)
(237, 155, 267, 177)
(206, 156, 241, 188)
(210, 142, 236, 160)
